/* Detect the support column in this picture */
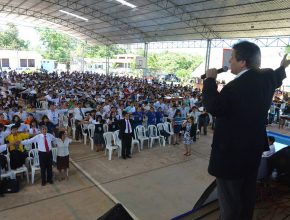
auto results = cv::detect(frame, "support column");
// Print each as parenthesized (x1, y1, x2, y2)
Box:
(106, 45, 110, 75)
(205, 39, 212, 71)
(143, 42, 148, 77)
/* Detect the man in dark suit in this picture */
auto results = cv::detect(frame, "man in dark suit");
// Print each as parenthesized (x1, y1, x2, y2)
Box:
(118, 111, 133, 159)
(202, 41, 290, 220)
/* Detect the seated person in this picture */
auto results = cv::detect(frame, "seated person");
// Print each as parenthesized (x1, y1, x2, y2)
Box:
(5, 125, 30, 169)
(262, 136, 276, 157)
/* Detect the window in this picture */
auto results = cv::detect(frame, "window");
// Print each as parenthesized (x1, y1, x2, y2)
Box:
(1, 59, 9, 67)
(28, 59, 35, 67)
(20, 59, 27, 67)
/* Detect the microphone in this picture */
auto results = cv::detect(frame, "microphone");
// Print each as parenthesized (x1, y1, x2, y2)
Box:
(200, 66, 229, 80)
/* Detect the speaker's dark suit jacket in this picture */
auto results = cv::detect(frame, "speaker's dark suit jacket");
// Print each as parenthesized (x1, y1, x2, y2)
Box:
(203, 67, 286, 179)
(118, 119, 133, 139)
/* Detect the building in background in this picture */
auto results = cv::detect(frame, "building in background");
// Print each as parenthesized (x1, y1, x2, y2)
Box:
(0, 49, 42, 72)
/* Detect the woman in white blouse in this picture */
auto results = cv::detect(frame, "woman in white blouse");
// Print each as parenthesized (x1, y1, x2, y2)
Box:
(55, 130, 72, 180)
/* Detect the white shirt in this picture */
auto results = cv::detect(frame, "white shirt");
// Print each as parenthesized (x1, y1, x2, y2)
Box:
(0, 129, 10, 145)
(73, 107, 92, 121)
(37, 109, 68, 125)
(262, 144, 276, 157)
(125, 119, 132, 133)
(29, 127, 40, 135)
(0, 144, 7, 153)
(21, 133, 56, 152)
(55, 138, 72, 157)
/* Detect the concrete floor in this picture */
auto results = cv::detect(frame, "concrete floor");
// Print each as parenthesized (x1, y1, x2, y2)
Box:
(1, 124, 289, 220)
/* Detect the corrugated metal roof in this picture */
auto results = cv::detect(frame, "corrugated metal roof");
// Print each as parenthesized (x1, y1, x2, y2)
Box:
(0, 0, 289, 45)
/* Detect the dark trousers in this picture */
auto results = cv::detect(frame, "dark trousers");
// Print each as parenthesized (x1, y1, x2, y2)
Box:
(0, 164, 4, 194)
(121, 133, 132, 157)
(198, 123, 207, 135)
(75, 120, 83, 140)
(39, 151, 53, 184)
(216, 171, 258, 220)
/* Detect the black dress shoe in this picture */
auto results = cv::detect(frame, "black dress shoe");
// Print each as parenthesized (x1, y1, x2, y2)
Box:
(0, 193, 5, 197)
(48, 180, 54, 184)
(126, 155, 132, 158)
(122, 156, 126, 160)
(42, 182, 46, 186)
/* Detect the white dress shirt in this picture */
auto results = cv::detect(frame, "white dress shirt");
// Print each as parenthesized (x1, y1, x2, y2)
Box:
(21, 133, 56, 152)
(28, 127, 40, 135)
(37, 109, 68, 125)
(125, 119, 132, 133)
(73, 107, 92, 121)
(0, 130, 10, 145)
(0, 144, 7, 153)
(55, 138, 72, 157)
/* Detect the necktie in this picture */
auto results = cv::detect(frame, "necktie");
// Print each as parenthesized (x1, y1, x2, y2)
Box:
(126, 120, 131, 133)
(44, 135, 49, 153)
(79, 108, 85, 119)
(33, 128, 36, 134)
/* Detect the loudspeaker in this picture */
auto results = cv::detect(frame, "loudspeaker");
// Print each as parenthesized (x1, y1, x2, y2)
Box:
(98, 203, 134, 220)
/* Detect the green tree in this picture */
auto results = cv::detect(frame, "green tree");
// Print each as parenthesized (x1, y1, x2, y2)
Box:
(0, 23, 29, 49)
(286, 46, 290, 54)
(85, 45, 126, 58)
(36, 28, 74, 62)
(147, 51, 203, 81)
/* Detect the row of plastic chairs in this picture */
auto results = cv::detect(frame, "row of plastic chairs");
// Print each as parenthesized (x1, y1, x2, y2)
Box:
(101, 123, 176, 160)
(102, 131, 141, 160)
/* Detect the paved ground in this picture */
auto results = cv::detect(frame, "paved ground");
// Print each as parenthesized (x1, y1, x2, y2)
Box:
(0, 124, 289, 220)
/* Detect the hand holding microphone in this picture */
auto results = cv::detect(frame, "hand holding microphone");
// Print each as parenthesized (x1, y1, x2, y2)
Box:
(201, 66, 229, 80)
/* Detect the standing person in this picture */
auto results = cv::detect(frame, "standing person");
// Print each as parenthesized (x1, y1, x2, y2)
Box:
(198, 108, 210, 135)
(5, 125, 29, 169)
(55, 131, 72, 181)
(118, 111, 133, 160)
(172, 109, 184, 145)
(21, 125, 56, 186)
(202, 41, 290, 220)
(182, 116, 197, 156)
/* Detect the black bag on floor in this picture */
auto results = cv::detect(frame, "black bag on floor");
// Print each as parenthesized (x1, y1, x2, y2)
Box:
(98, 203, 134, 220)
(4, 179, 19, 193)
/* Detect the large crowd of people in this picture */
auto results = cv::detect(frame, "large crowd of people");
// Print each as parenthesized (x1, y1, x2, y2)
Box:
(0, 68, 289, 196)
(0, 71, 207, 193)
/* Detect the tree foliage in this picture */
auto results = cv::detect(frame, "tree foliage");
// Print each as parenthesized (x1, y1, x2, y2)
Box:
(36, 28, 126, 61)
(37, 28, 74, 62)
(0, 23, 29, 50)
(147, 51, 203, 80)
(286, 46, 290, 54)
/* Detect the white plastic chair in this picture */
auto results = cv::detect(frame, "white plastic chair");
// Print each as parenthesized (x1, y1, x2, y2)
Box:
(81, 124, 88, 145)
(40, 101, 48, 109)
(0, 155, 13, 180)
(113, 130, 122, 157)
(103, 124, 109, 133)
(135, 125, 149, 150)
(164, 122, 174, 144)
(148, 125, 162, 148)
(29, 149, 40, 184)
(7, 153, 29, 183)
(63, 115, 69, 130)
(88, 124, 95, 151)
(103, 132, 119, 160)
(131, 129, 141, 154)
(70, 118, 76, 140)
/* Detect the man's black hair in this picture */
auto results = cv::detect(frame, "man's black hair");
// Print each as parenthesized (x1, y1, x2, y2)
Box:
(232, 41, 261, 69)
(268, 136, 275, 144)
